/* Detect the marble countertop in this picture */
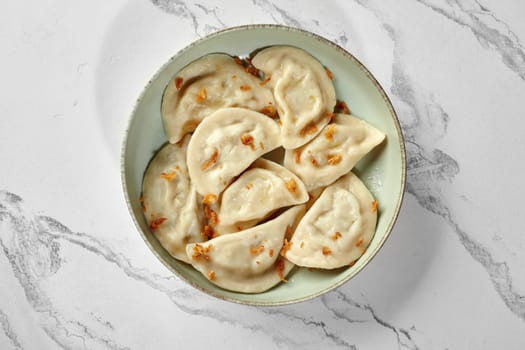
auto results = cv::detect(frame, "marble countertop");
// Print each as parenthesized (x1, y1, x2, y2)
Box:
(1, 0, 524, 348)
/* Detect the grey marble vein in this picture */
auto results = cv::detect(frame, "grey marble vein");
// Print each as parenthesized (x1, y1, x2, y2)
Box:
(252, 0, 301, 28)
(65, 319, 129, 350)
(150, 0, 352, 51)
(191, 3, 227, 35)
(250, 0, 351, 48)
(150, 0, 199, 35)
(38, 308, 130, 350)
(0, 192, 131, 350)
(322, 291, 420, 350)
(354, 0, 525, 322)
(0, 309, 22, 350)
(149, 0, 226, 36)
(415, 0, 525, 81)
(194, 3, 225, 28)
(260, 306, 357, 349)
(89, 312, 115, 331)
(257, 287, 427, 349)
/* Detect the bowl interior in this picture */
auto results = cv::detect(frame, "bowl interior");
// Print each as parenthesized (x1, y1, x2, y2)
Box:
(122, 25, 405, 305)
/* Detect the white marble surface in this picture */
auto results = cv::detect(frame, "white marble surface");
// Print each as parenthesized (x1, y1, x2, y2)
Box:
(1, 0, 525, 348)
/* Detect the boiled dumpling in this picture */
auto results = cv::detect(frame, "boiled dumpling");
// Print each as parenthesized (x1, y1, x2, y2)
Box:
(284, 114, 385, 190)
(219, 158, 308, 226)
(284, 172, 377, 269)
(186, 107, 281, 196)
(142, 136, 204, 263)
(162, 53, 276, 144)
(251, 46, 336, 149)
(186, 205, 305, 293)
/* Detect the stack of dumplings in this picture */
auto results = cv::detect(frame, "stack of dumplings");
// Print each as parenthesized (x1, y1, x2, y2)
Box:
(141, 46, 385, 293)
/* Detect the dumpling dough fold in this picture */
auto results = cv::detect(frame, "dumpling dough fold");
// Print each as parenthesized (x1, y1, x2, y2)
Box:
(219, 158, 308, 225)
(162, 53, 275, 143)
(251, 46, 336, 149)
(186, 107, 281, 196)
(186, 205, 305, 293)
(284, 172, 377, 269)
(142, 136, 205, 263)
(284, 114, 385, 190)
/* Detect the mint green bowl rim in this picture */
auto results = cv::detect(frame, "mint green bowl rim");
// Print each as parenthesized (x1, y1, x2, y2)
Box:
(121, 24, 406, 306)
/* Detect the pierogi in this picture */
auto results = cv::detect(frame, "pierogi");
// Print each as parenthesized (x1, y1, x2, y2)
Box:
(251, 46, 336, 149)
(186, 107, 281, 196)
(162, 53, 275, 144)
(284, 172, 377, 269)
(186, 205, 305, 293)
(141, 47, 387, 294)
(141, 136, 205, 263)
(219, 158, 308, 225)
(284, 114, 385, 190)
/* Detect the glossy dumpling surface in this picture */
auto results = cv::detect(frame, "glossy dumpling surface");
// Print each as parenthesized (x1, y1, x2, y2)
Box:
(162, 53, 276, 143)
(186, 107, 281, 196)
(142, 136, 204, 263)
(284, 172, 377, 269)
(251, 46, 336, 149)
(186, 205, 305, 293)
(219, 158, 308, 225)
(284, 114, 385, 190)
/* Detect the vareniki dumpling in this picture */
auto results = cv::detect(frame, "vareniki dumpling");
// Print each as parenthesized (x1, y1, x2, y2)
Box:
(187, 107, 281, 196)
(162, 53, 276, 144)
(142, 136, 205, 263)
(141, 46, 388, 294)
(186, 205, 305, 293)
(284, 114, 385, 190)
(251, 46, 336, 149)
(219, 158, 308, 225)
(284, 172, 377, 269)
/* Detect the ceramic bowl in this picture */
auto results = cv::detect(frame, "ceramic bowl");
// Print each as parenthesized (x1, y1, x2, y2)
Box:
(122, 24, 406, 305)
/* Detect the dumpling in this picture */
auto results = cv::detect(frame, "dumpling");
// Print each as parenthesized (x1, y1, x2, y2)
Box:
(142, 136, 204, 263)
(284, 114, 385, 190)
(162, 53, 276, 144)
(251, 45, 336, 149)
(186, 107, 281, 196)
(284, 172, 377, 269)
(186, 205, 305, 293)
(219, 158, 308, 226)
